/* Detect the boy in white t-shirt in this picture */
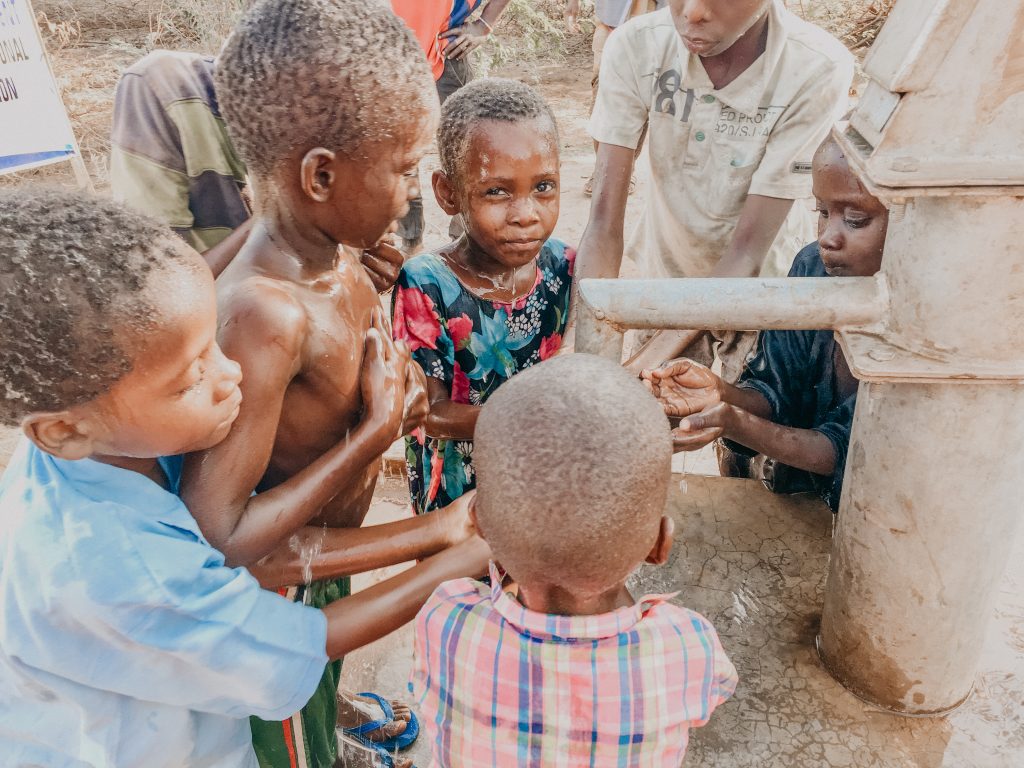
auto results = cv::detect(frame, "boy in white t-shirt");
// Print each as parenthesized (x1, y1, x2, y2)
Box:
(575, 0, 853, 385)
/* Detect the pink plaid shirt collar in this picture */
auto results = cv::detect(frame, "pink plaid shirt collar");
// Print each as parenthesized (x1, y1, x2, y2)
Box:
(486, 561, 680, 641)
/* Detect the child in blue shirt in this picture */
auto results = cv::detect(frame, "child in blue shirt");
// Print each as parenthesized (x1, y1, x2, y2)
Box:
(643, 136, 889, 512)
(0, 189, 488, 768)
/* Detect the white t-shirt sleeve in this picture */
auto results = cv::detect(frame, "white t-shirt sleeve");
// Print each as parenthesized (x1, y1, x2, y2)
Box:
(589, 25, 650, 150)
(748, 51, 854, 200)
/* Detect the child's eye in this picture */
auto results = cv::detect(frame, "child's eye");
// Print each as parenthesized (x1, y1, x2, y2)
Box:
(845, 217, 869, 229)
(485, 187, 507, 197)
(402, 169, 418, 179)
(814, 207, 829, 218)
(536, 180, 556, 193)
(177, 362, 206, 395)
(177, 377, 203, 396)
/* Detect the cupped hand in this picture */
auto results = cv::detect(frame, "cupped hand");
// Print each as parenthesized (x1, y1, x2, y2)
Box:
(360, 309, 408, 439)
(360, 235, 405, 294)
(670, 401, 731, 452)
(642, 358, 724, 419)
(439, 19, 490, 60)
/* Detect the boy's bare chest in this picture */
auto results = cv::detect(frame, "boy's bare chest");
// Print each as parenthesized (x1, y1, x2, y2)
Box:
(270, 272, 380, 475)
(293, 276, 377, 411)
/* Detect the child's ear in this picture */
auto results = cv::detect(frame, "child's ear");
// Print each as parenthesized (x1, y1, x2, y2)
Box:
(300, 148, 337, 203)
(22, 412, 97, 461)
(644, 516, 675, 566)
(432, 169, 461, 216)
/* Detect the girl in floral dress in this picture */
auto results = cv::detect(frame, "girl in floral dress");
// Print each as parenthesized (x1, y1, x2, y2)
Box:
(391, 78, 573, 515)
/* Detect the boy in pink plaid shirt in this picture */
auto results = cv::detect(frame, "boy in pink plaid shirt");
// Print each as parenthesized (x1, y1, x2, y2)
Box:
(411, 354, 737, 766)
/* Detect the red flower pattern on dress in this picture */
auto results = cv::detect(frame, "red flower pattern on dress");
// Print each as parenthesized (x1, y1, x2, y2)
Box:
(427, 448, 444, 503)
(564, 246, 576, 276)
(393, 286, 441, 352)
(448, 313, 473, 350)
(539, 333, 562, 361)
(451, 362, 470, 404)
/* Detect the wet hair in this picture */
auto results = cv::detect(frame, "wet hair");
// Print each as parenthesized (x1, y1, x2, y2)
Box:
(437, 77, 558, 186)
(474, 354, 672, 594)
(0, 188, 196, 426)
(215, 0, 436, 180)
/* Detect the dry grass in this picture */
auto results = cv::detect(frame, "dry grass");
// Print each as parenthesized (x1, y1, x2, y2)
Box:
(6, 0, 888, 191)
(790, 0, 894, 52)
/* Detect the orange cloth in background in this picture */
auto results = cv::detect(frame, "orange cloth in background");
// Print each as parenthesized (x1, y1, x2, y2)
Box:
(390, 0, 481, 80)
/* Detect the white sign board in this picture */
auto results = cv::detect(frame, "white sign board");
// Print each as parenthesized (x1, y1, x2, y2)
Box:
(0, 0, 79, 173)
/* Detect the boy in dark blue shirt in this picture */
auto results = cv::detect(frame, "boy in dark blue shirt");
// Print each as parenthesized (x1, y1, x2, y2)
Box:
(644, 136, 889, 511)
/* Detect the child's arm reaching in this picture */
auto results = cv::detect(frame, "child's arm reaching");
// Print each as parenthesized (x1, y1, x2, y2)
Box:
(644, 359, 838, 477)
(182, 293, 406, 567)
(248, 492, 478, 589)
(422, 377, 478, 440)
(322, 534, 491, 659)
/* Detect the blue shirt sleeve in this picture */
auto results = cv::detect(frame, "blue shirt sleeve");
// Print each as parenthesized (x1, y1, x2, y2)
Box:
(5, 498, 328, 721)
(812, 394, 856, 509)
(735, 327, 812, 427)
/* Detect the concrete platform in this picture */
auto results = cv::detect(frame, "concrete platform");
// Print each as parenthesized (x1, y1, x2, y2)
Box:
(344, 475, 1024, 767)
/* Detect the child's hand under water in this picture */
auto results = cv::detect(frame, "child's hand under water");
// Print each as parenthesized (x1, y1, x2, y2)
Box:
(642, 359, 729, 451)
(642, 359, 722, 417)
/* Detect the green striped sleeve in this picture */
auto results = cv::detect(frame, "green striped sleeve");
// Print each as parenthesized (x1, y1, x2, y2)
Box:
(110, 146, 193, 229)
(166, 99, 246, 181)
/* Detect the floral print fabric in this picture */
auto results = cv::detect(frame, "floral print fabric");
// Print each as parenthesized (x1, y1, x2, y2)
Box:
(391, 239, 574, 514)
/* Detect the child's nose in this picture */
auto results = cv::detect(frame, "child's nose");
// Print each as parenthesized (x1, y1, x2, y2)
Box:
(212, 350, 243, 401)
(819, 221, 844, 252)
(509, 197, 540, 225)
(407, 177, 421, 201)
(682, 0, 712, 24)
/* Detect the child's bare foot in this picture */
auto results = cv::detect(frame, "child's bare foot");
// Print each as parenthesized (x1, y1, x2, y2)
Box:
(337, 690, 412, 742)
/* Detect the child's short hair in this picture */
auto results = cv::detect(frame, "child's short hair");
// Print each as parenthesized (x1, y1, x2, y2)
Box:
(0, 188, 196, 426)
(437, 77, 558, 185)
(474, 354, 672, 593)
(215, 0, 435, 180)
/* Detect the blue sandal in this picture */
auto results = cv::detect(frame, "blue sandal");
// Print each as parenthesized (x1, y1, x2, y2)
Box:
(342, 691, 420, 752)
(338, 729, 412, 768)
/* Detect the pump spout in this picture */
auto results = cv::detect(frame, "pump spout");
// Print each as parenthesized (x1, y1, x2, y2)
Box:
(575, 276, 888, 361)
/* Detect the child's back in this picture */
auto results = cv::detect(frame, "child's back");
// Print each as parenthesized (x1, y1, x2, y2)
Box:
(411, 354, 737, 766)
(0, 449, 320, 767)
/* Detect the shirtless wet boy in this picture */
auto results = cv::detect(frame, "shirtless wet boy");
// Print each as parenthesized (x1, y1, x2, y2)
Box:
(179, 1, 476, 766)
(0, 190, 488, 768)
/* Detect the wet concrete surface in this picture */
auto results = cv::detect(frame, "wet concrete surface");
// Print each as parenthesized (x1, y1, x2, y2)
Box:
(345, 475, 1024, 768)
